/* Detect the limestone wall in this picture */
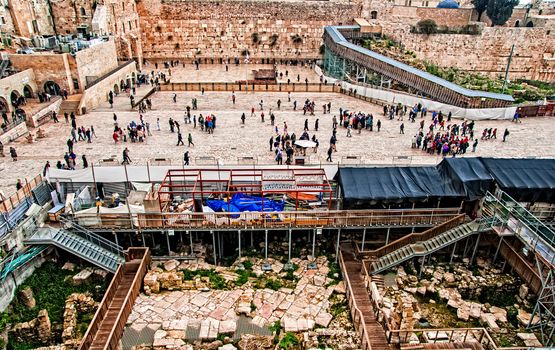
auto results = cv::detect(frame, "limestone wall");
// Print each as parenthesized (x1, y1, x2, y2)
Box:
(6, 0, 54, 37)
(10, 53, 76, 94)
(75, 40, 119, 89)
(390, 6, 474, 27)
(382, 24, 555, 81)
(137, 0, 362, 60)
(0, 69, 38, 109)
(78, 60, 136, 113)
(50, 0, 95, 35)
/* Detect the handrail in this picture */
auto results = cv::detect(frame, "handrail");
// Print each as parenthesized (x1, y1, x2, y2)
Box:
(360, 214, 466, 259)
(60, 216, 125, 257)
(105, 248, 150, 350)
(78, 248, 150, 350)
(484, 191, 555, 267)
(338, 250, 373, 350)
(68, 207, 461, 230)
(78, 262, 125, 350)
(361, 256, 532, 350)
(85, 60, 135, 90)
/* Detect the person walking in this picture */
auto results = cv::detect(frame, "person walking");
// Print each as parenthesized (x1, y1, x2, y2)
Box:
(326, 146, 333, 162)
(43, 161, 50, 176)
(122, 147, 131, 164)
(269, 136, 274, 151)
(503, 128, 510, 142)
(82, 155, 88, 168)
(183, 151, 190, 165)
(67, 139, 74, 153)
(188, 133, 194, 146)
(315, 118, 319, 131)
(400, 123, 405, 134)
(472, 139, 478, 152)
(377, 119, 381, 132)
(177, 132, 184, 146)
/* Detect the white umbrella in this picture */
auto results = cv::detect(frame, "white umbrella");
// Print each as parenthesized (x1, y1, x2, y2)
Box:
(295, 140, 317, 148)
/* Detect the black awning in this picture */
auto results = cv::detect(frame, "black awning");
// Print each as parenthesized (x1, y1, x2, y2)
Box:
(437, 158, 495, 200)
(480, 158, 555, 203)
(335, 166, 464, 206)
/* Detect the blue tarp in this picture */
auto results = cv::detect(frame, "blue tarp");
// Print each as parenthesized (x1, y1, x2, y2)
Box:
(206, 193, 285, 215)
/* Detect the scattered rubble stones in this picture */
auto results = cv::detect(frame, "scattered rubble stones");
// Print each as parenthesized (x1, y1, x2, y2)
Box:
(379, 260, 539, 347)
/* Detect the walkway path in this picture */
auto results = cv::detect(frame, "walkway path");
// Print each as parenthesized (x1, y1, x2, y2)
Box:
(340, 242, 391, 350)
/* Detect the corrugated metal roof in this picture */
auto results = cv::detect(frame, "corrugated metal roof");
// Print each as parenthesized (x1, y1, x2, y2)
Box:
(325, 26, 515, 102)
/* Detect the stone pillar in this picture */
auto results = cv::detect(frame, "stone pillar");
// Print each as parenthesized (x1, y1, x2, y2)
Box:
(36, 309, 51, 343)
(19, 287, 36, 309)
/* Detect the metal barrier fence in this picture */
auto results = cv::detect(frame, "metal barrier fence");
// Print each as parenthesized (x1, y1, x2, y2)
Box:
(0, 174, 43, 212)
(68, 208, 461, 230)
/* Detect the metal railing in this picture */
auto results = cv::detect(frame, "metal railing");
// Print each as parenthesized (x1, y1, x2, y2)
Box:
(358, 214, 465, 258)
(85, 60, 135, 89)
(484, 191, 555, 266)
(0, 174, 43, 212)
(67, 207, 461, 230)
(338, 250, 373, 350)
(360, 258, 530, 350)
(59, 216, 125, 257)
(78, 248, 150, 350)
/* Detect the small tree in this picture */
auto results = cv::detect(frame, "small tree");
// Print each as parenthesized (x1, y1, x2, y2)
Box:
(416, 19, 438, 35)
(472, 0, 489, 21)
(486, 0, 519, 26)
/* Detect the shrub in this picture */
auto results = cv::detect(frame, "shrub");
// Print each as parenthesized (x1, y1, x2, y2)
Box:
(279, 332, 299, 349)
(264, 278, 283, 291)
(416, 19, 438, 35)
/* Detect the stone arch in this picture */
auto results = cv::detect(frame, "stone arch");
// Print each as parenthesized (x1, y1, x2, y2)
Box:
(371, 11, 378, 20)
(526, 21, 534, 28)
(515, 20, 520, 27)
(44, 81, 61, 95)
(10, 90, 20, 106)
(80, 7, 86, 16)
(23, 85, 34, 99)
(0, 96, 9, 113)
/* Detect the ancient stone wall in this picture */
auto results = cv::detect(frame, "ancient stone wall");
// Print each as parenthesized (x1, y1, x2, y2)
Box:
(50, 0, 95, 35)
(390, 6, 473, 27)
(6, 0, 55, 37)
(9, 54, 76, 94)
(0, 2, 16, 34)
(383, 24, 555, 81)
(137, 0, 363, 60)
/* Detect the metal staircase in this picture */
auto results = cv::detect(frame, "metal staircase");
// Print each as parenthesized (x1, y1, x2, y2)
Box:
(482, 191, 555, 346)
(25, 219, 125, 273)
(370, 221, 481, 274)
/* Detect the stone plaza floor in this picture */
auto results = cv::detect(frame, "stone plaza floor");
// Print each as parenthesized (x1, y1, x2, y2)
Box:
(0, 65, 554, 196)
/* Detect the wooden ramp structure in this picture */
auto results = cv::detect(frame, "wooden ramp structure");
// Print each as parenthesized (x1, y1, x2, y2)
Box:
(339, 242, 391, 350)
(79, 248, 151, 350)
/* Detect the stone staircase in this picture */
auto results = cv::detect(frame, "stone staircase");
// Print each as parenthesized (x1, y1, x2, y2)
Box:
(370, 221, 480, 274)
(60, 94, 83, 115)
(25, 221, 124, 272)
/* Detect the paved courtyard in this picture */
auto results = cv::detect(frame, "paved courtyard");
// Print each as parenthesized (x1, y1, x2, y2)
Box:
(0, 66, 554, 196)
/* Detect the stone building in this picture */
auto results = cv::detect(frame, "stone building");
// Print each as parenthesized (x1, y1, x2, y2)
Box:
(9, 39, 119, 95)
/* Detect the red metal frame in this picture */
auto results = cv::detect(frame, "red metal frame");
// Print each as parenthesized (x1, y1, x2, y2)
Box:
(156, 168, 333, 212)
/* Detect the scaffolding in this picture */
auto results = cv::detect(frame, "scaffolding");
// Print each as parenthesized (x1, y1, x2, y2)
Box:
(484, 191, 555, 346)
(156, 168, 334, 213)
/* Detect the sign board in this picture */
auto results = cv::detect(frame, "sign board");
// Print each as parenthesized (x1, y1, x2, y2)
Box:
(167, 229, 175, 236)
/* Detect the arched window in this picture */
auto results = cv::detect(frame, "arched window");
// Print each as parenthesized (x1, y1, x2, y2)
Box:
(371, 11, 378, 20)
(515, 20, 520, 27)
(526, 21, 534, 28)
(80, 7, 86, 16)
